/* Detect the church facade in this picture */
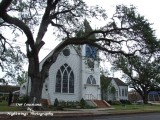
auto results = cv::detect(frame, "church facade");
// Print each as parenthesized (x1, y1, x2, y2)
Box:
(20, 44, 101, 104)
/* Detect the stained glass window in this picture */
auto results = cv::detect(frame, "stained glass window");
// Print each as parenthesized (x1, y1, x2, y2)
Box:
(55, 64, 74, 93)
(85, 45, 97, 59)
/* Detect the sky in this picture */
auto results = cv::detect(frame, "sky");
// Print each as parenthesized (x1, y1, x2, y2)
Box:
(1, 0, 160, 82)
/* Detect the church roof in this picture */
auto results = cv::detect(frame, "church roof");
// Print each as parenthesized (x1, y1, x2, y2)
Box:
(102, 76, 128, 86)
(113, 78, 128, 86)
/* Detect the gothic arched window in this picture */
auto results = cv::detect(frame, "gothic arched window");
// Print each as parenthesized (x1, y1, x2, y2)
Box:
(55, 64, 74, 93)
(85, 45, 97, 59)
(86, 75, 96, 85)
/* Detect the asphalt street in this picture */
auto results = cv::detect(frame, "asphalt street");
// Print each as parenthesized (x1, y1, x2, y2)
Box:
(0, 113, 160, 120)
(53, 113, 160, 120)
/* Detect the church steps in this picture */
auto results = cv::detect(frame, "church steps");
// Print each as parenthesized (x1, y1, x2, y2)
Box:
(93, 100, 111, 108)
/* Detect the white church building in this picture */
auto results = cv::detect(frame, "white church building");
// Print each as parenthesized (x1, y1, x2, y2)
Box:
(20, 43, 101, 104)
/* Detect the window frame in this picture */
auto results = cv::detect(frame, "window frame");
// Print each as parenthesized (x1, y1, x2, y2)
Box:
(55, 64, 74, 93)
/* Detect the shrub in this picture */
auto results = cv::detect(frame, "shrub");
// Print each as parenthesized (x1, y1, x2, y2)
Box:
(79, 98, 86, 108)
(55, 106, 63, 110)
(18, 95, 29, 104)
(107, 100, 122, 105)
(120, 100, 131, 105)
(53, 98, 59, 107)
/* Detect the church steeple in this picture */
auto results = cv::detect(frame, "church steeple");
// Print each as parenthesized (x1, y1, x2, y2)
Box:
(75, 19, 97, 59)
(83, 20, 97, 59)
(76, 19, 96, 39)
(84, 19, 96, 40)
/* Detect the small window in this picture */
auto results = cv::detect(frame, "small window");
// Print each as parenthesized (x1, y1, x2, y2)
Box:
(125, 88, 128, 96)
(122, 89, 125, 96)
(116, 91, 118, 97)
(86, 75, 96, 85)
(63, 48, 70, 56)
(119, 88, 121, 96)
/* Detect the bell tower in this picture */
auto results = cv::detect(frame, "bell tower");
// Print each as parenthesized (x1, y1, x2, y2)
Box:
(80, 20, 101, 100)
(81, 44, 101, 100)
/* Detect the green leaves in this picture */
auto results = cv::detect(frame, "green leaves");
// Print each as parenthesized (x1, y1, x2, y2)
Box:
(113, 54, 160, 90)
(112, 53, 160, 104)
(17, 72, 28, 85)
(0, 44, 26, 84)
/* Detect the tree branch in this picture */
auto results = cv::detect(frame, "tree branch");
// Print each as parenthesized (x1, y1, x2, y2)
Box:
(36, 1, 60, 42)
(0, 13, 34, 50)
(65, 36, 138, 56)
(50, 21, 70, 37)
(0, 0, 12, 12)
(0, 33, 6, 54)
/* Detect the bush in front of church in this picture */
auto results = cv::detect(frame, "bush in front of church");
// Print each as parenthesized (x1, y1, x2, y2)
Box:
(17, 95, 29, 104)
(120, 100, 131, 105)
(79, 98, 86, 108)
(107, 100, 122, 105)
(53, 98, 59, 107)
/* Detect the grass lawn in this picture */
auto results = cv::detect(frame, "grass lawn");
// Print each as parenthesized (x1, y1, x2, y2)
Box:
(110, 104, 160, 113)
(0, 101, 25, 111)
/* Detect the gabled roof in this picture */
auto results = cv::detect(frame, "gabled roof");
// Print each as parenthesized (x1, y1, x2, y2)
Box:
(101, 76, 128, 86)
(113, 78, 128, 86)
(0, 85, 20, 93)
(40, 41, 82, 65)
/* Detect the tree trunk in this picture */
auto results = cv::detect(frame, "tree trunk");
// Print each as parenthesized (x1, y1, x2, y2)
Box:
(27, 49, 44, 106)
(27, 42, 65, 110)
(142, 93, 148, 104)
(29, 76, 43, 103)
(135, 87, 149, 104)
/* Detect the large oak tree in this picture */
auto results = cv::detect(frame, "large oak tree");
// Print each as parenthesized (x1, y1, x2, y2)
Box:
(0, 0, 159, 106)
(112, 55, 160, 104)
